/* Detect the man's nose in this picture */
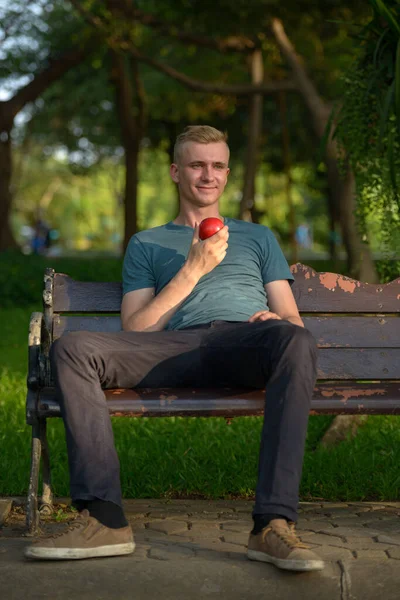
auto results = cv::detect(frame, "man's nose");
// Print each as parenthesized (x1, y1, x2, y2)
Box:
(201, 165, 214, 180)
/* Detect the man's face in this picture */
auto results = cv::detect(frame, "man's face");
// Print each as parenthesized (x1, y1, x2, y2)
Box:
(170, 141, 230, 208)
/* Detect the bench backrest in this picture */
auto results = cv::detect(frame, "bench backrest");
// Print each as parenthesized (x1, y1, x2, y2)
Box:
(45, 263, 400, 381)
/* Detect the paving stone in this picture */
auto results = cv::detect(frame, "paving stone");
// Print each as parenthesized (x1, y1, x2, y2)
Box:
(189, 522, 221, 532)
(387, 547, 400, 559)
(194, 541, 246, 560)
(131, 546, 150, 560)
(298, 504, 323, 513)
(354, 550, 388, 560)
(298, 532, 349, 547)
(142, 529, 175, 543)
(342, 536, 380, 551)
(177, 528, 220, 540)
(220, 520, 251, 533)
(219, 532, 248, 547)
(325, 518, 366, 527)
(363, 520, 400, 533)
(310, 545, 354, 562)
(297, 520, 336, 530)
(131, 521, 146, 530)
(348, 502, 387, 509)
(146, 509, 190, 520)
(356, 513, 395, 523)
(0, 500, 12, 526)
(149, 545, 195, 560)
(375, 534, 400, 546)
(346, 505, 374, 513)
(180, 512, 220, 520)
(318, 526, 382, 538)
(146, 520, 188, 535)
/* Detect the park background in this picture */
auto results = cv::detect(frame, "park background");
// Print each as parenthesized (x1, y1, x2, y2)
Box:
(0, 1, 399, 503)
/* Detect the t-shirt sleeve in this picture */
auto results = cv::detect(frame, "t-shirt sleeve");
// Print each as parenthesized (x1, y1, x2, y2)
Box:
(261, 228, 294, 286)
(122, 235, 156, 295)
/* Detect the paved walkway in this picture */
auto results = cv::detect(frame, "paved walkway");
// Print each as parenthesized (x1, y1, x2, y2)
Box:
(1, 498, 400, 599)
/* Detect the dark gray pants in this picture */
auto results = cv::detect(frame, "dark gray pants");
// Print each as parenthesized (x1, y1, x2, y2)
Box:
(51, 320, 317, 523)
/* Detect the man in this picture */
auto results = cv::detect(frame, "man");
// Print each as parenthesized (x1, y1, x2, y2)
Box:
(25, 125, 324, 572)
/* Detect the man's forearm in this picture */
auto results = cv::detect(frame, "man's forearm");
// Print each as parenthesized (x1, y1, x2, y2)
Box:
(124, 265, 201, 332)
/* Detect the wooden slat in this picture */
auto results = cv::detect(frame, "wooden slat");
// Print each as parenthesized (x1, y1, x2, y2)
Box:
(54, 315, 122, 337)
(53, 275, 122, 312)
(51, 316, 400, 378)
(317, 349, 399, 379)
(52, 266, 400, 314)
(291, 264, 400, 313)
(37, 382, 400, 418)
(53, 315, 400, 348)
(304, 317, 400, 347)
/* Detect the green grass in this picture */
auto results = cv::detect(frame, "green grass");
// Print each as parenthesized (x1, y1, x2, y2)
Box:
(1, 303, 400, 501)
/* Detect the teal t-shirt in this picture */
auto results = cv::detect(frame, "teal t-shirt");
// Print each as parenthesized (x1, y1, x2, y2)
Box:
(122, 218, 294, 330)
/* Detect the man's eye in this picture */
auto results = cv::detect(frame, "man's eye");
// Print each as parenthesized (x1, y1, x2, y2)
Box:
(215, 165, 225, 170)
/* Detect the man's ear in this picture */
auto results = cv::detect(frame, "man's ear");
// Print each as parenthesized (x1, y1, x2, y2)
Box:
(170, 163, 179, 183)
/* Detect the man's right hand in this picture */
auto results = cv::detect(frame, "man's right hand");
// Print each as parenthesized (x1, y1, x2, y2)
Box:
(185, 223, 229, 279)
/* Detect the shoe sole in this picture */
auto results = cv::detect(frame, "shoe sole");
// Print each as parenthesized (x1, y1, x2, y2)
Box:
(24, 541, 135, 560)
(247, 549, 325, 572)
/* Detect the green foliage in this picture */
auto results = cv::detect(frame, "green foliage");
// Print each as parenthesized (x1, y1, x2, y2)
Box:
(334, 1, 400, 253)
(0, 251, 123, 309)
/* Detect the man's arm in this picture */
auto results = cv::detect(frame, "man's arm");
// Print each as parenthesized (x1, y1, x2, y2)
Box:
(121, 266, 199, 332)
(121, 224, 229, 332)
(248, 280, 304, 327)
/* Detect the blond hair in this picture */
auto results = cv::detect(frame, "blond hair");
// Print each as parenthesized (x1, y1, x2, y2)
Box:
(173, 125, 228, 163)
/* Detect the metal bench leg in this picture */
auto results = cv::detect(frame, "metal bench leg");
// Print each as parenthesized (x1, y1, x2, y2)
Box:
(26, 420, 42, 535)
(39, 419, 53, 516)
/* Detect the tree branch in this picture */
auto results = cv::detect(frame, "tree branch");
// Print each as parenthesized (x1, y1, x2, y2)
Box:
(70, 1, 295, 97)
(1, 45, 90, 126)
(131, 7, 255, 54)
(120, 44, 295, 96)
(95, 0, 256, 53)
(271, 18, 330, 135)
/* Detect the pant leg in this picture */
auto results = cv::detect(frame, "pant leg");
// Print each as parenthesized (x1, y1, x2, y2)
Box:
(50, 328, 206, 507)
(202, 320, 318, 522)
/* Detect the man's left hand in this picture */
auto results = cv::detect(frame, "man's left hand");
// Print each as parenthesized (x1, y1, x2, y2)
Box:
(248, 311, 282, 323)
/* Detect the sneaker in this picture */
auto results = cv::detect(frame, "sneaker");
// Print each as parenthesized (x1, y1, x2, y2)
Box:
(24, 509, 135, 560)
(247, 520, 324, 572)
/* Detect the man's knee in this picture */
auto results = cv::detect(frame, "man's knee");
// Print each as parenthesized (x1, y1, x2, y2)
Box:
(261, 321, 317, 361)
(51, 331, 94, 366)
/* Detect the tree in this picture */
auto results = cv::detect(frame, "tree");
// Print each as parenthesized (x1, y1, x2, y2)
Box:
(271, 18, 378, 282)
(0, 1, 94, 250)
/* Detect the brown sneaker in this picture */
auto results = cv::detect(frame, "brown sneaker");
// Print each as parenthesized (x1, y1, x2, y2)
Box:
(24, 510, 135, 560)
(247, 520, 324, 572)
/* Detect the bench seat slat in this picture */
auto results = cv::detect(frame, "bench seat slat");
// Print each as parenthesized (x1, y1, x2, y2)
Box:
(37, 382, 400, 418)
(53, 315, 400, 348)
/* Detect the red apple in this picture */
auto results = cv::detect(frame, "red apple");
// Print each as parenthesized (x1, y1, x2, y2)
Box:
(199, 217, 224, 240)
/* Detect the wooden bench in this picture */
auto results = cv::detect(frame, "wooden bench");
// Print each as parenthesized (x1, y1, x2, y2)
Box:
(25, 263, 400, 533)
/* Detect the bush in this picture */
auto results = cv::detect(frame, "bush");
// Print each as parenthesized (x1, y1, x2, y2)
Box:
(0, 250, 123, 308)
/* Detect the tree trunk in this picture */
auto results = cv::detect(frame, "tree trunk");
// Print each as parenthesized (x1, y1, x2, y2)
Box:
(240, 48, 264, 222)
(326, 160, 377, 282)
(0, 45, 89, 252)
(271, 18, 378, 283)
(278, 91, 297, 262)
(0, 125, 18, 250)
(111, 51, 145, 250)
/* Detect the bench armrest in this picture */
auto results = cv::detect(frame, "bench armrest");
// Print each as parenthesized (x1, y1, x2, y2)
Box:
(27, 312, 51, 390)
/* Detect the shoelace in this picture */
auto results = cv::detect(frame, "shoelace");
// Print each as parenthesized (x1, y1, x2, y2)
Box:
(38, 514, 87, 540)
(262, 523, 309, 549)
